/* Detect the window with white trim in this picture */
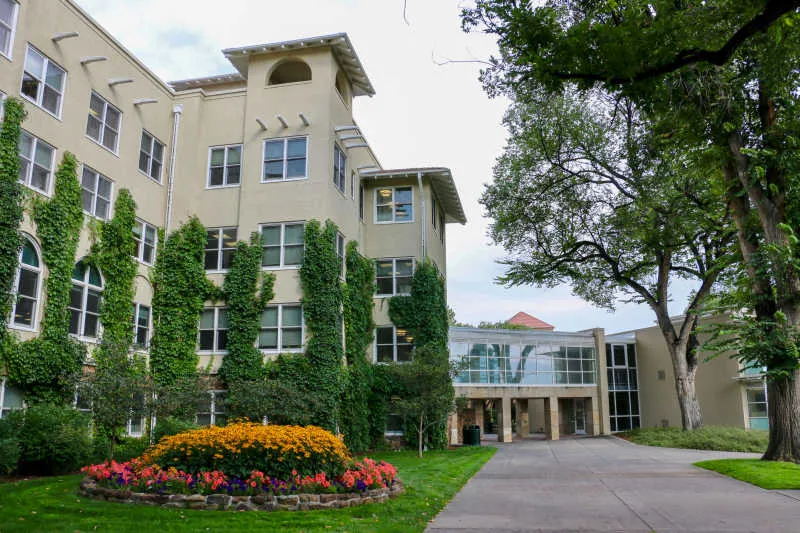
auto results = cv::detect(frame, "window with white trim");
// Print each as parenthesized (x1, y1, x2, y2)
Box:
(336, 232, 345, 277)
(196, 390, 227, 426)
(0, 0, 18, 59)
(359, 184, 364, 221)
(0, 378, 24, 419)
(375, 258, 413, 296)
(375, 326, 413, 363)
(208, 144, 241, 187)
(350, 170, 355, 200)
(133, 219, 157, 265)
(139, 131, 164, 182)
(432, 198, 438, 230)
(20, 45, 65, 117)
(86, 91, 121, 152)
(205, 227, 237, 271)
(81, 166, 113, 220)
(132, 303, 151, 349)
(69, 261, 103, 338)
(19, 131, 55, 194)
(198, 307, 228, 352)
(263, 137, 307, 181)
(333, 143, 346, 193)
(260, 222, 304, 268)
(11, 236, 40, 329)
(126, 392, 146, 437)
(258, 304, 303, 351)
(385, 413, 404, 436)
(0, 91, 6, 121)
(747, 382, 769, 431)
(375, 186, 413, 223)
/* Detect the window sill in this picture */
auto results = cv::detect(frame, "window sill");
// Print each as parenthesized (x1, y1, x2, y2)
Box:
(138, 168, 164, 185)
(261, 177, 309, 184)
(198, 350, 229, 355)
(259, 348, 304, 354)
(374, 220, 415, 225)
(8, 323, 37, 333)
(375, 293, 410, 299)
(20, 94, 62, 121)
(262, 265, 301, 271)
(135, 258, 155, 267)
(86, 135, 120, 157)
(21, 182, 53, 198)
(205, 269, 230, 274)
(205, 183, 241, 190)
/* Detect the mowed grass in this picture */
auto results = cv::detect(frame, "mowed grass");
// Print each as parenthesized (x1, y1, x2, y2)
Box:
(621, 426, 768, 453)
(695, 459, 800, 489)
(0, 446, 495, 533)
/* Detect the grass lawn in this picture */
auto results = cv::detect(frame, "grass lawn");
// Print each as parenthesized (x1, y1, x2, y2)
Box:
(621, 426, 768, 453)
(694, 459, 800, 489)
(0, 446, 495, 533)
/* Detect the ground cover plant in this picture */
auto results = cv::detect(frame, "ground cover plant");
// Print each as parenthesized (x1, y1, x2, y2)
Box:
(0, 446, 495, 533)
(622, 426, 768, 453)
(694, 459, 800, 490)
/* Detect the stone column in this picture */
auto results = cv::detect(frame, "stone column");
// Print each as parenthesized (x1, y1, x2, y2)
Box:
(448, 411, 459, 445)
(593, 328, 612, 435)
(589, 397, 601, 436)
(498, 396, 513, 442)
(545, 395, 560, 440)
(516, 398, 530, 438)
(474, 400, 484, 439)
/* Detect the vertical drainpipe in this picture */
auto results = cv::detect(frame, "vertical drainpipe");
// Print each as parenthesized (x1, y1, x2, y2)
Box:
(165, 104, 183, 233)
(417, 171, 426, 260)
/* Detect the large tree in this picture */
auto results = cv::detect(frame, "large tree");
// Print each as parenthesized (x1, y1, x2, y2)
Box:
(463, 0, 800, 460)
(482, 88, 734, 430)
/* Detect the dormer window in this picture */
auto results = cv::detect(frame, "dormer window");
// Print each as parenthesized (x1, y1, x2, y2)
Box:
(268, 59, 311, 85)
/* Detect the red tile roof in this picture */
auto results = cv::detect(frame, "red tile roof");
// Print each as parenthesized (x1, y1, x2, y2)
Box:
(508, 311, 554, 331)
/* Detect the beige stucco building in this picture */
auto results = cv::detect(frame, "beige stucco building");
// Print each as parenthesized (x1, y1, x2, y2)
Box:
(0, 0, 466, 426)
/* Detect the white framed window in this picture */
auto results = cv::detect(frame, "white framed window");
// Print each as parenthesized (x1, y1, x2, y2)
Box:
(196, 390, 227, 426)
(359, 184, 364, 222)
(336, 232, 345, 277)
(198, 307, 228, 352)
(132, 303, 151, 349)
(18, 131, 55, 194)
(432, 198, 438, 230)
(126, 393, 146, 437)
(139, 131, 164, 182)
(375, 325, 413, 363)
(208, 144, 241, 187)
(10, 236, 41, 329)
(747, 382, 769, 431)
(69, 261, 103, 339)
(385, 413, 404, 436)
(0, 0, 18, 59)
(333, 143, 346, 193)
(350, 170, 356, 200)
(0, 91, 6, 121)
(263, 137, 307, 181)
(205, 227, 237, 271)
(133, 219, 157, 265)
(86, 91, 121, 152)
(0, 378, 24, 419)
(375, 258, 414, 297)
(260, 222, 304, 268)
(375, 186, 413, 223)
(80, 166, 113, 220)
(258, 304, 303, 352)
(20, 45, 65, 117)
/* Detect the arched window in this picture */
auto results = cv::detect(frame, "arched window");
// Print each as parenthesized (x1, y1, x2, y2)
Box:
(69, 260, 102, 338)
(11, 236, 41, 328)
(268, 59, 312, 85)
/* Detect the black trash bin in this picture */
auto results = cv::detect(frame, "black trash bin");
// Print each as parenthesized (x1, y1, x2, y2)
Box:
(462, 425, 481, 446)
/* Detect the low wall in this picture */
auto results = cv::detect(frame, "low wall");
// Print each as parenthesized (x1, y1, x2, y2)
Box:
(79, 477, 404, 511)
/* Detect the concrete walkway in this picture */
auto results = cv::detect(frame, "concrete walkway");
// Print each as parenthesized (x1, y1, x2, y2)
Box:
(426, 436, 800, 533)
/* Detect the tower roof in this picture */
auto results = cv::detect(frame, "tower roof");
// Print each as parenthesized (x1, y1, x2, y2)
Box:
(508, 311, 554, 330)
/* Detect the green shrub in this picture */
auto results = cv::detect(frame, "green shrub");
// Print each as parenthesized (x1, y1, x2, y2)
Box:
(624, 426, 768, 453)
(14, 404, 91, 475)
(152, 416, 198, 443)
(114, 437, 150, 463)
(0, 437, 20, 474)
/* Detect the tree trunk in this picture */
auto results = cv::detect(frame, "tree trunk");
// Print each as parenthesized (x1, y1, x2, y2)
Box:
(418, 417, 424, 459)
(763, 369, 800, 462)
(668, 344, 703, 430)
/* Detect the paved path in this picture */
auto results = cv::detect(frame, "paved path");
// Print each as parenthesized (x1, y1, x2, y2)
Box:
(426, 436, 800, 533)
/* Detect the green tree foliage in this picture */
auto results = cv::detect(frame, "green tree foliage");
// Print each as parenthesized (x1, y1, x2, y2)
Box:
(390, 346, 457, 458)
(0, 98, 26, 338)
(219, 233, 275, 389)
(462, 0, 800, 460)
(149, 217, 215, 389)
(341, 241, 375, 451)
(3, 153, 85, 404)
(299, 219, 344, 431)
(86, 189, 147, 459)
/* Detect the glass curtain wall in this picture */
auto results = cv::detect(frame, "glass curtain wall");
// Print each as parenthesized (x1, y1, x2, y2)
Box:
(606, 343, 640, 431)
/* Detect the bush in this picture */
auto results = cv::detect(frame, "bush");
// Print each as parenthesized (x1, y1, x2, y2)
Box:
(623, 426, 769, 453)
(113, 437, 150, 463)
(0, 437, 20, 474)
(152, 416, 198, 443)
(13, 403, 91, 475)
(142, 422, 351, 480)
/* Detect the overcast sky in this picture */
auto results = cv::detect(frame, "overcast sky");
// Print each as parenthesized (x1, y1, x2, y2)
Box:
(74, 0, 692, 333)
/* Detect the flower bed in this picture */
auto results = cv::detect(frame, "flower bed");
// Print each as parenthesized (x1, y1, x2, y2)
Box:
(79, 424, 402, 511)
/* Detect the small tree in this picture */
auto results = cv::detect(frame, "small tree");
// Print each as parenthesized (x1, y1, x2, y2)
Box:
(390, 346, 457, 458)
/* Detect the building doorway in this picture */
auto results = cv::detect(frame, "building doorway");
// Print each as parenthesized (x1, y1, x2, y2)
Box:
(568, 398, 587, 435)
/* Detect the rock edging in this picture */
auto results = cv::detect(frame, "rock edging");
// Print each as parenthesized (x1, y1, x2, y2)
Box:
(78, 477, 404, 511)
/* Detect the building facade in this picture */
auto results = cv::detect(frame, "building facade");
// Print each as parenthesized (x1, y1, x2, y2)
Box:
(0, 0, 466, 422)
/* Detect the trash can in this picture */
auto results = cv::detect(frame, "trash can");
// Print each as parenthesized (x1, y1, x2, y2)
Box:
(462, 425, 481, 446)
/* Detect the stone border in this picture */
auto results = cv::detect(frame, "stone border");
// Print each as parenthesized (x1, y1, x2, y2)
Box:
(79, 477, 404, 511)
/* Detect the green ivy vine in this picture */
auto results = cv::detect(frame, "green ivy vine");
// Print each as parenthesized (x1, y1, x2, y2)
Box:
(0, 97, 26, 338)
(299, 219, 344, 431)
(219, 232, 275, 387)
(340, 241, 375, 451)
(3, 152, 86, 404)
(149, 217, 215, 388)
